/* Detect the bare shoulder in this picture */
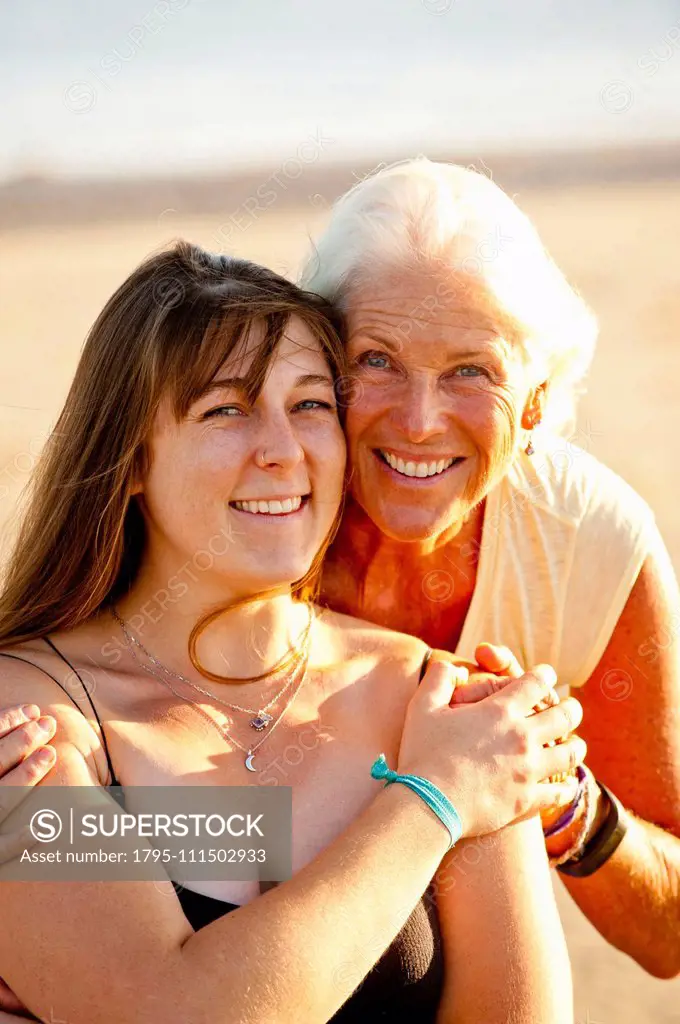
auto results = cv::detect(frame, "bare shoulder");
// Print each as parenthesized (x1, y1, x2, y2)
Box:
(312, 604, 429, 691)
(0, 639, 106, 786)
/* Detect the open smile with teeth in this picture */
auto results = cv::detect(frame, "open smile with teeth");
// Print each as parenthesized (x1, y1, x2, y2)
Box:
(377, 450, 465, 479)
(230, 495, 307, 515)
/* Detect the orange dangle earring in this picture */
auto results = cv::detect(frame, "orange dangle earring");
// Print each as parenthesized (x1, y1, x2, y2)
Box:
(524, 415, 541, 456)
(524, 385, 546, 456)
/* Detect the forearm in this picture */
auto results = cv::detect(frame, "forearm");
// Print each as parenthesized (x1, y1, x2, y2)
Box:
(435, 816, 573, 1024)
(557, 811, 680, 979)
(11, 784, 450, 1024)
(180, 782, 451, 1023)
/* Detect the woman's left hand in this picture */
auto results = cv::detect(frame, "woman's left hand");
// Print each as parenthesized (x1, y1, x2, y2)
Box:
(438, 642, 531, 704)
(468, 641, 524, 681)
(444, 643, 581, 831)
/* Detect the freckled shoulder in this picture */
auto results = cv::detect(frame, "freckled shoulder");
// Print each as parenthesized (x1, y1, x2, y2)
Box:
(0, 641, 109, 786)
(311, 605, 430, 694)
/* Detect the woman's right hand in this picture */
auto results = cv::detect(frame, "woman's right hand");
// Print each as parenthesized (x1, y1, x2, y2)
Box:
(397, 659, 585, 838)
(0, 705, 58, 1020)
(0, 704, 57, 864)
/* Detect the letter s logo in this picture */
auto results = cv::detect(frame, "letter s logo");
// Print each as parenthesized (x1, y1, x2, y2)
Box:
(30, 809, 63, 843)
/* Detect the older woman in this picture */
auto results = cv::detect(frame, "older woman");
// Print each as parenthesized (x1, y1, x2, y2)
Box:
(301, 158, 680, 979)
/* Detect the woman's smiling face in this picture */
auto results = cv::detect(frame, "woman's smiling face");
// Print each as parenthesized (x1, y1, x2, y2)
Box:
(139, 318, 346, 599)
(343, 266, 534, 542)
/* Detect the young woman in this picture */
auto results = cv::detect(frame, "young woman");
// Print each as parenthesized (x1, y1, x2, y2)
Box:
(0, 242, 584, 1023)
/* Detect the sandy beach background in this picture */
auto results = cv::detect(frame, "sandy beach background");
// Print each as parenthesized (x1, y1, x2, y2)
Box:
(2, 146, 680, 1021)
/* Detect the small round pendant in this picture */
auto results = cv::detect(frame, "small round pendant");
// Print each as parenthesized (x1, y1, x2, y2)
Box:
(245, 752, 257, 772)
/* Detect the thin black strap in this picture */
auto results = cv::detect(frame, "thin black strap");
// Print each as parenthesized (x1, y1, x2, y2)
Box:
(42, 636, 118, 786)
(0, 651, 83, 709)
(418, 647, 433, 684)
(0, 643, 118, 786)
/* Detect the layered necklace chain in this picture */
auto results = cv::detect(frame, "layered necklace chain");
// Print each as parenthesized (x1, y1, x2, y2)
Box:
(110, 604, 314, 773)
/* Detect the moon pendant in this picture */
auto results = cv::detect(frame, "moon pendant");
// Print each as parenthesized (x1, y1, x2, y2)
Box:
(245, 752, 257, 772)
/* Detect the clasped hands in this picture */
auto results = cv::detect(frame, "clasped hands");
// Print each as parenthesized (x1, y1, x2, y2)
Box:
(434, 642, 584, 835)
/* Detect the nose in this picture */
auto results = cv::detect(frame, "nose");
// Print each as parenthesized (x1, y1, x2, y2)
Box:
(254, 413, 305, 472)
(391, 375, 448, 444)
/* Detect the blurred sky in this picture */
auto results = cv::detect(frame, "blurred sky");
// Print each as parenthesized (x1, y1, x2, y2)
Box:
(2, 0, 680, 180)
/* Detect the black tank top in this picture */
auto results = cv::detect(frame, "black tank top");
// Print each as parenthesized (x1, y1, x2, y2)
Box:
(0, 641, 443, 1021)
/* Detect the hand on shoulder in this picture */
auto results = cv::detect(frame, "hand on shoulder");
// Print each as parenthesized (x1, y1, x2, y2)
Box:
(0, 646, 105, 788)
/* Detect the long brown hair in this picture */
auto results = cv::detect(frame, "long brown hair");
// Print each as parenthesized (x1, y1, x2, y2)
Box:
(0, 241, 347, 649)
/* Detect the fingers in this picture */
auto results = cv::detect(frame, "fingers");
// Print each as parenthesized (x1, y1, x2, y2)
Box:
(0, 709, 57, 830)
(450, 672, 513, 705)
(428, 650, 475, 677)
(419, 658, 468, 709)
(530, 776, 583, 815)
(474, 642, 524, 678)
(0, 744, 57, 829)
(452, 644, 526, 705)
(531, 696, 583, 745)
(0, 715, 56, 778)
(538, 734, 588, 780)
(0, 740, 57, 790)
(491, 664, 558, 715)
(0, 705, 41, 740)
(530, 689, 560, 714)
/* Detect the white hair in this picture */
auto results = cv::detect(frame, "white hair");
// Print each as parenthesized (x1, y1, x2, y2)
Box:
(300, 157, 598, 436)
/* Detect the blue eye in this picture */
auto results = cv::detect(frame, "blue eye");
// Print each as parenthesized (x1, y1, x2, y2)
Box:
(455, 365, 487, 378)
(204, 405, 244, 418)
(359, 351, 391, 370)
(295, 400, 335, 412)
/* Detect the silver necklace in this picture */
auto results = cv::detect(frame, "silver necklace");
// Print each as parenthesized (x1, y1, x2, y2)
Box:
(115, 621, 310, 773)
(112, 604, 313, 732)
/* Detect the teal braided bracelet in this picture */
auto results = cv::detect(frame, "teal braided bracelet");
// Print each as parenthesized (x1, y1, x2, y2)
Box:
(370, 753, 463, 851)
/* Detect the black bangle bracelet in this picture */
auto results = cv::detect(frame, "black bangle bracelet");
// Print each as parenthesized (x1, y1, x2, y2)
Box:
(557, 779, 629, 878)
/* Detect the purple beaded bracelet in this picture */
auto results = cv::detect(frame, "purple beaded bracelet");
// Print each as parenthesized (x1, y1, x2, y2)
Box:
(542, 764, 587, 838)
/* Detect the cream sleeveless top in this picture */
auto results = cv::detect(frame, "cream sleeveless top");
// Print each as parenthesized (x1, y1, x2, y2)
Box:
(454, 434, 665, 693)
